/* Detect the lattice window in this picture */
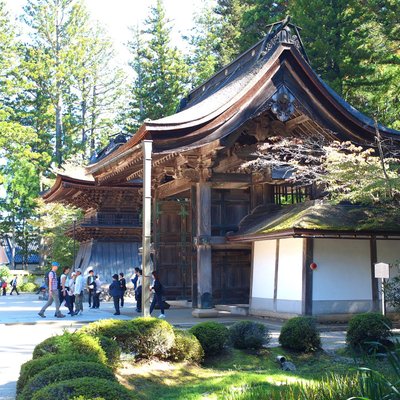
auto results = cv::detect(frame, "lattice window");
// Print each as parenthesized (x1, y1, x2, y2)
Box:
(273, 185, 311, 205)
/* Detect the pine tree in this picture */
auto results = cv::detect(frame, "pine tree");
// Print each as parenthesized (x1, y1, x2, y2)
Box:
(126, 0, 189, 131)
(186, 1, 221, 88)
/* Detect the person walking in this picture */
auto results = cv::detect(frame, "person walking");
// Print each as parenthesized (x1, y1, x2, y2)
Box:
(73, 269, 84, 315)
(109, 274, 122, 315)
(135, 269, 142, 312)
(38, 262, 65, 318)
(9, 275, 19, 295)
(67, 272, 76, 315)
(1, 279, 7, 296)
(119, 272, 127, 307)
(87, 270, 96, 308)
(92, 275, 102, 309)
(59, 267, 70, 310)
(149, 271, 165, 318)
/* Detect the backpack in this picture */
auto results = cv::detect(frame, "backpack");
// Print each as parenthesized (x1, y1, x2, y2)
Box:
(44, 270, 50, 288)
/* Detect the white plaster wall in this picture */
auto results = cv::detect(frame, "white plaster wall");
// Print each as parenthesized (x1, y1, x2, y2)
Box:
(277, 238, 304, 300)
(313, 239, 371, 301)
(377, 240, 400, 279)
(252, 240, 276, 299)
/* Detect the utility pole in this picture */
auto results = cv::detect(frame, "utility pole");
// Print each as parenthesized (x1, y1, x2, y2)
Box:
(141, 140, 153, 317)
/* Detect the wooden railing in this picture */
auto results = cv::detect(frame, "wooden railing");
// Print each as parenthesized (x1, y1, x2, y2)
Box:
(80, 213, 141, 227)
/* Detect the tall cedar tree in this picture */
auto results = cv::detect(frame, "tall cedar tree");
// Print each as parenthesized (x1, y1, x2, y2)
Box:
(0, 1, 47, 268)
(186, 1, 221, 89)
(126, 0, 188, 132)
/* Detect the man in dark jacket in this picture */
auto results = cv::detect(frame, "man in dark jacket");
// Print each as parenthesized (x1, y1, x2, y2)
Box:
(109, 274, 122, 315)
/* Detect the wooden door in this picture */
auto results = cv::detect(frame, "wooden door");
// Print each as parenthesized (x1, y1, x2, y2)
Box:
(212, 249, 251, 304)
(154, 199, 192, 300)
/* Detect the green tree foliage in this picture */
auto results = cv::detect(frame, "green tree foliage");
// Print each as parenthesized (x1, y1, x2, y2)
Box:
(126, 0, 188, 131)
(186, 1, 221, 88)
(289, 0, 400, 128)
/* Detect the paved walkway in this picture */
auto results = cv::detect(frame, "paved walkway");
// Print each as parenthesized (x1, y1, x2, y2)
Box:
(0, 293, 347, 400)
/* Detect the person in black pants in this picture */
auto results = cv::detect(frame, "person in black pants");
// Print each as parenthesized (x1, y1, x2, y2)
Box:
(109, 274, 121, 315)
(9, 276, 19, 295)
(135, 269, 142, 312)
(119, 272, 127, 307)
(149, 271, 165, 318)
(87, 270, 96, 308)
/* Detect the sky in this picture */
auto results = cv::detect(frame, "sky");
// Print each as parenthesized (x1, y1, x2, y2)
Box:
(4, 0, 204, 70)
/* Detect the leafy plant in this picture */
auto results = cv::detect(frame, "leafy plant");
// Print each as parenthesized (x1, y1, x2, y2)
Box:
(168, 328, 204, 363)
(19, 361, 115, 400)
(346, 313, 392, 350)
(279, 317, 321, 352)
(31, 377, 134, 400)
(32, 331, 106, 364)
(189, 322, 229, 356)
(17, 353, 102, 394)
(229, 320, 270, 350)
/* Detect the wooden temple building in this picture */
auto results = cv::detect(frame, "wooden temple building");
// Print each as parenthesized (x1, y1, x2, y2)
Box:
(44, 20, 400, 319)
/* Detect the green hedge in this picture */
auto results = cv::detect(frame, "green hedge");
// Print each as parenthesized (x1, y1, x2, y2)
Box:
(279, 317, 321, 352)
(229, 320, 270, 350)
(81, 317, 175, 360)
(346, 312, 392, 350)
(20, 282, 38, 292)
(31, 377, 135, 400)
(189, 322, 228, 356)
(19, 361, 116, 400)
(32, 332, 106, 364)
(17, 353, 102, 394)
(168, 329, 204, 363)
(98, 335, 121, 368)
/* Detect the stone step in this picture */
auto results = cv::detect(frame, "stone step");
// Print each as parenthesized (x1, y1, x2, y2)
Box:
(215, 304, 249, 316)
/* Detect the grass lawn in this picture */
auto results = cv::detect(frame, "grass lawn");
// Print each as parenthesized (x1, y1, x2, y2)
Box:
(117, 347, 361, 400)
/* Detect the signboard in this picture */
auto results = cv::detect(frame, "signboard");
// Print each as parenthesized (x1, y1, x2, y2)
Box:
(374, 262, 390, 279)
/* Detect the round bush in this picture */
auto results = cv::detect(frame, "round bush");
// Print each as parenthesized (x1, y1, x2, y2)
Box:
(98, 335, 121, 368)
(168, 329, 204, 363)
(17, 353, 102, 394)
(229, 320, 270, 350)
(20, 361, 116, 400)
(32, 332, 106, 364)
(189, 322, 229, 356)
(346, 312, 392, 349)
(279, 317, 321, 352)
(128, 317, 175, 359)
(31, 377, 134, 400)
(79, 319, 135, 349)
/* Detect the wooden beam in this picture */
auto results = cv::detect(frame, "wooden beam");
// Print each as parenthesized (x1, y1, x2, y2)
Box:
(157, 178, 192, 199)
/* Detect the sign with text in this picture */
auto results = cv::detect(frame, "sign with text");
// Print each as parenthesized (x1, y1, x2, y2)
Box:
(374, 262, 390, 279)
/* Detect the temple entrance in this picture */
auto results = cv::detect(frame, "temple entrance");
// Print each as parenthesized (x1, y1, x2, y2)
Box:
(154, 199, 192, 300)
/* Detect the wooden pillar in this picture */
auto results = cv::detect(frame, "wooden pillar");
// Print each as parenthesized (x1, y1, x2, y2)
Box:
(370, 237, 379, 312)
(302, 238, 313, 315)
(195, 181, 212, 308)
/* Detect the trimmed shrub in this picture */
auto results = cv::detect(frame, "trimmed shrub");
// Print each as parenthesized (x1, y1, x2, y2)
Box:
(279, 317, 321, 352)
(20, 282, 38, 292)
(32, 331, 106, 364)
(229, 320, 270, 350)
(17, 353, 102, 394)
(189, 322, 229, 356)
(128, 317, 175, 359)
(79, 319, 134, 349)
(20, 361, 116, 400)
(346, 312, 392, 349)
(98, 335, 121, 368)
(31, 377, 134, 400)
(168, 329, 204, 363)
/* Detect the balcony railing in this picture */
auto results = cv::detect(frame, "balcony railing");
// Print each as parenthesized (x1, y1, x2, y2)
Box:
(80, 213, 141, 227)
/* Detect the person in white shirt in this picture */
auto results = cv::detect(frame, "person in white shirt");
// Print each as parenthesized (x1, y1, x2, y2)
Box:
(73, 269, 84, 315)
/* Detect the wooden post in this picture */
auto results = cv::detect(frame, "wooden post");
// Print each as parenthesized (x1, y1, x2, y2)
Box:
(142, 140, 153, 317)
(196, 181, 212, 308)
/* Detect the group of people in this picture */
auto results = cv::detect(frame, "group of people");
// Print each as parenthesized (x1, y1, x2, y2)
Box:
(0, 275, 19, 296)
(36, 262, 166, 319)
(38, 262, 103, 318)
